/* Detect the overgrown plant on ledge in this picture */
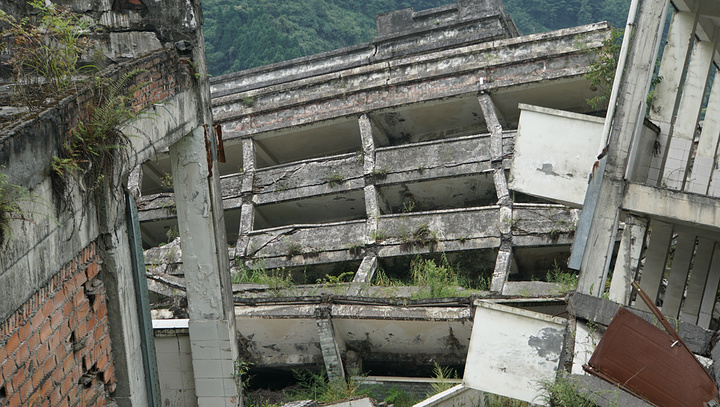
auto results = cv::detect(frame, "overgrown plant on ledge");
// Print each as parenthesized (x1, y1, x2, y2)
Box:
(52, 69, 147, 200)
(0, 0, 95, 109)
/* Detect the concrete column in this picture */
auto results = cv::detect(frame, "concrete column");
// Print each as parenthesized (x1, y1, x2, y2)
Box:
(479, 93, 513, 293)
(97, 199, 151, 407)
(576, 0, 670, 296)
(680, 238, 715, 324)
(646, 10, 698, 185)
(661, 233, 696, 317)
(170, 127, 240, 407)
(608, 215, 648, 305)
(698, 243, 720, 328)
(349, 254, 378, 295)
(660, 39, 714, 190)
(635, 220, 673, 312)
(236, 139, 257, 257)
(315, 306, 346, 382)
(127, 165, 142, 199)
(688, 70, 720, 195)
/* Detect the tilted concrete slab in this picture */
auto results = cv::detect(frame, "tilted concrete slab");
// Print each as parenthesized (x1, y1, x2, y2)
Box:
(463, 301, 566, 405)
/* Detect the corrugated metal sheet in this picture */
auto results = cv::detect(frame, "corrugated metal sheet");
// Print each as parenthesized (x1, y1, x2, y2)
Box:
(584, 307, 718, 407)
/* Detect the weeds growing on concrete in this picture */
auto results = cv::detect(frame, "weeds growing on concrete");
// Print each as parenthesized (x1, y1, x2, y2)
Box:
(410, 254, 462, 299)
(232, 261, 293, 294)
(346, 242, 365, 257)
(539, 373, 600, 406)
(400, 223, 438, 251)
(286, 370, 370, 404)
(546, 260, 578, 292)
(427, 362, 458, 397)
(325, 173, 345, 187)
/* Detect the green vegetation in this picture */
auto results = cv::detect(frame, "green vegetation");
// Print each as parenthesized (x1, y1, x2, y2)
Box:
(546, 259, 578, 292)
(325, 173, 345, 187)
(400, 224, 438, 251)
(427, 362, 458, 396)
(373, 254, 489, 298)
(539, 373, 602, 406)
(51, 69, 146, 195)
(0, 0, 94, 109)
(584, 28, 623, 109)
(286, 370, 371, 404)
(232, 261, 294, 293)
(202, 0, 631, 77)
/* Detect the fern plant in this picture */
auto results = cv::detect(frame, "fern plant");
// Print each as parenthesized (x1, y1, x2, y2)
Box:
(52, 69, 146, 193)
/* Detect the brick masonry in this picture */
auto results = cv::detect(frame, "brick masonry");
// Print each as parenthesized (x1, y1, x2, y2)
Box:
(0, 242, 116, 407)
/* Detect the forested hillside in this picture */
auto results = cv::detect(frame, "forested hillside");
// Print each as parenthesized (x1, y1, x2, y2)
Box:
(203, 0, 631, 76)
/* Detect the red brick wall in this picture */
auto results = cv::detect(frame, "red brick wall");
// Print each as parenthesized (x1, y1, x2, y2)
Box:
(0, 242, 116, 407)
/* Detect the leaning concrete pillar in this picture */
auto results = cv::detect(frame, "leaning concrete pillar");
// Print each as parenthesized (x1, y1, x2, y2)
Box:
(680, 238, 715, 324)
(660, 38, 714, 190)
(479, 93, 513, 293)
(315, 306, 346, 382)
(608, 215, 648, 305)
(646, 10, 698, 185)
(635, 220, 673, 312)
(576, 0, 670, 296)
(698, 244, 720, 328)
(236, 138, 257, 257)
(661, 232, 696, 318)
(170, 126, 240, 407)
(688, 70, 720, 195)
(349, 255, 378, 296)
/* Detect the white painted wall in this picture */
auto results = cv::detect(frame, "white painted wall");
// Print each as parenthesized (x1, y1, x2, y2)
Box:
(509, 104, 604, 207)
(463, 301, 567, 405)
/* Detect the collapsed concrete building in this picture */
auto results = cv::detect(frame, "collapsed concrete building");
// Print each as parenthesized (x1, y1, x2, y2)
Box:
(136, 0, 609, 391)
(3, 0, 720, 405)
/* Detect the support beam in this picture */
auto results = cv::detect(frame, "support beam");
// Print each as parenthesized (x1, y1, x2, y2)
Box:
(608, 215, 648, 305)
(128, 165, 143, 198)
(687, 70, 720, 195)
(479, 93, 513, 293)
(622, 182, 720, 229)
(359, 114, 377, 175)
(680, 238, 715, 324)
(349, 255, 379, 296)
(661, 38, 714, 190)
(255, 139, 280, 166)
(647, 10, 698, 185)
(636, 220, 673, 312)
(241, 138, 256, 193)
(170, 127, 240, 407)
(661, 232, 696, 317)
(314, 307, 346, 382)
(698, 243, 720, 328)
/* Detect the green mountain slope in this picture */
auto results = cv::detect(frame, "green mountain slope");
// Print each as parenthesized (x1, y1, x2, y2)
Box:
(203, 0, 631, 76)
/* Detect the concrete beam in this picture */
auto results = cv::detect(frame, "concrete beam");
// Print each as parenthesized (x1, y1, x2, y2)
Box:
(698, 243, 720, 328)
(647, 10, 698, 185)
(636, 219, 673, 312)
(661, 38, 714, 190)
(315, 306, 346, 382)
(661, 232, 696, 317)
(608, 215, 648, 305)
(690, 70, 720, 196)
(170, 127, 240, 406)
(680, 238, 715, 324)
(622, 182, 720, 232)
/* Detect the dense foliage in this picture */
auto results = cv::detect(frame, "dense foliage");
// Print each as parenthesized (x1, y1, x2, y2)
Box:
(202, 0, 631, 76)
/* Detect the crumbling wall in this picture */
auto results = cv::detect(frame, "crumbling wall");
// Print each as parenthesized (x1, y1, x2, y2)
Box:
(0, 243, 116, 406)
